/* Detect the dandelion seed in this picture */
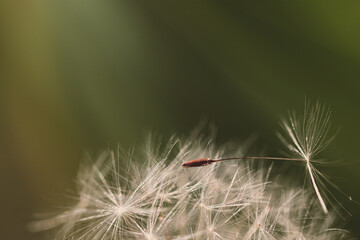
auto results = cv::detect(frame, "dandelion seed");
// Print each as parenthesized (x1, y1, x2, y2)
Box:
(182, 156, 306, 167)
(183, 101, 338, 215)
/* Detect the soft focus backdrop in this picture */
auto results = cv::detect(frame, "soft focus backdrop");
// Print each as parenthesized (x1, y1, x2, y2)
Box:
(1, 1, 360, 239)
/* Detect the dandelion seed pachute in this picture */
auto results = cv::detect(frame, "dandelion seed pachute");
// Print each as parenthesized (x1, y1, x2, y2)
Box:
(278, 101, 336, 214)
(278, 101, 334, 161)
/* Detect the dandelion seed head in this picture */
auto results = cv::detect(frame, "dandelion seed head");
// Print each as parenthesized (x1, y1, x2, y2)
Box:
(30, 117, 352, 239)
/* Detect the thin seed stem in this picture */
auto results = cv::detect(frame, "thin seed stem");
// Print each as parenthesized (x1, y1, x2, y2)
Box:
(213, 157, 306, 162)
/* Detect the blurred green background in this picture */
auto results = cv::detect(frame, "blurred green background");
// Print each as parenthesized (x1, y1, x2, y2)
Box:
(1, 1, 360, 239)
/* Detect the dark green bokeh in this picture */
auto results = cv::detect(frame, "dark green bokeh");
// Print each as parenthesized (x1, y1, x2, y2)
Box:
(1, 1, 360, 239)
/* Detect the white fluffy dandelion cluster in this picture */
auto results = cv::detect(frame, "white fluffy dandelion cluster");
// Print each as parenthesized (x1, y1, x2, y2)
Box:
(30, 103, 352, 239)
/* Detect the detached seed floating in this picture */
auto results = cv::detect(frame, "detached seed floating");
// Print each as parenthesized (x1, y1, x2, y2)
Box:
(182, 157, 306, 167)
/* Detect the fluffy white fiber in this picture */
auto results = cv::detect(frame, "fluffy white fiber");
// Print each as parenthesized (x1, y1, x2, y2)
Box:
(30, 103, 353, 239)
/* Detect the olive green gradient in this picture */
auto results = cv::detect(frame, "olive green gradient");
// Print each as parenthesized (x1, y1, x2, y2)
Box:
(1, 1, 360, 239)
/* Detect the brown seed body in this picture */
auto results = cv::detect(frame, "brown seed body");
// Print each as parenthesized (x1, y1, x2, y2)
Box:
(181, 158, 214, 167)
